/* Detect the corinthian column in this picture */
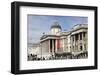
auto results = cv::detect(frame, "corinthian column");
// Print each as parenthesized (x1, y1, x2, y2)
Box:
(74, 35, 75, 52)
(82, 32, 84, 51)
(48, 39, 50, 54)
(55, 39, 57, 52)
(78, 33, 80, 51)
(52, 39, 54, 56)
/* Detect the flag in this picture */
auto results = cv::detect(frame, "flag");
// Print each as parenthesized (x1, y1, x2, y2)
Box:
(57, 39, 60, 49)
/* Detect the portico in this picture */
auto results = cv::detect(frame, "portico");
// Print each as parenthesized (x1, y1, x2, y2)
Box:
(71, 28, 88, 55)
(40, 35, 61, 57)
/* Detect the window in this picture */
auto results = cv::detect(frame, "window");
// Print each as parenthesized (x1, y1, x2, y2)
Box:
(80, 33, 82, 40)
(83, 32, 85, 37)
(75, 34, 78, 41)
(80, 46, 82, 51)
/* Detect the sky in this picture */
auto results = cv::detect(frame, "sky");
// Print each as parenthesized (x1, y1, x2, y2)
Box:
(27, 15, 88, 43)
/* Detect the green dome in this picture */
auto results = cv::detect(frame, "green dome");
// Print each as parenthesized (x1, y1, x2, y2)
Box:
(51, 22, 61, 29)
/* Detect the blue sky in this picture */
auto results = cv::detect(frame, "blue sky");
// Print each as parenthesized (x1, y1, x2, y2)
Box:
(27, 15, 88, 43)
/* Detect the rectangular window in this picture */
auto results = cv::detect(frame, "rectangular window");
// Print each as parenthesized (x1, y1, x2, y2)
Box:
(75, 34, 78, 41)
(80, 33, 82, 40)
(83, 32, 85, 37)
(80, 46, 82, 51)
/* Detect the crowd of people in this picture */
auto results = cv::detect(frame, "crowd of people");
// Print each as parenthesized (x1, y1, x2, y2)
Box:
(28, 51, 88, 61)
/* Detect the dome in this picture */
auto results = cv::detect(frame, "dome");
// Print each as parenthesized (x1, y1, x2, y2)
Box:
(51, 22, 61, 29)
(72, 24, 87, 29)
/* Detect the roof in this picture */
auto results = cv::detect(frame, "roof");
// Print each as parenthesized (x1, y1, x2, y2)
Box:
(72, 24, 88, 29)
(51, 22, 61, 29)
(40, 34, 60, 40)
(70, 24, 88, 32)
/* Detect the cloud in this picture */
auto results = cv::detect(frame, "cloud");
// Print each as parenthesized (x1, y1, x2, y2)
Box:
(27, 15, 88, 43)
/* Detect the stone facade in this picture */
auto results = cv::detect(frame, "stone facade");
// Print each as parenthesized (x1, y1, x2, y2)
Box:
(28, 23, 88, 60)
(40, 23, 88, 58)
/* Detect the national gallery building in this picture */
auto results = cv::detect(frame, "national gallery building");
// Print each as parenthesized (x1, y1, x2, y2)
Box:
(28, 22, 88, 60)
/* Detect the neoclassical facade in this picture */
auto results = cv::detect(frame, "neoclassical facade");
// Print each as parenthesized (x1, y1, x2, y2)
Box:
(40, 22, 88, 58)
(70, 24, 88, 55)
